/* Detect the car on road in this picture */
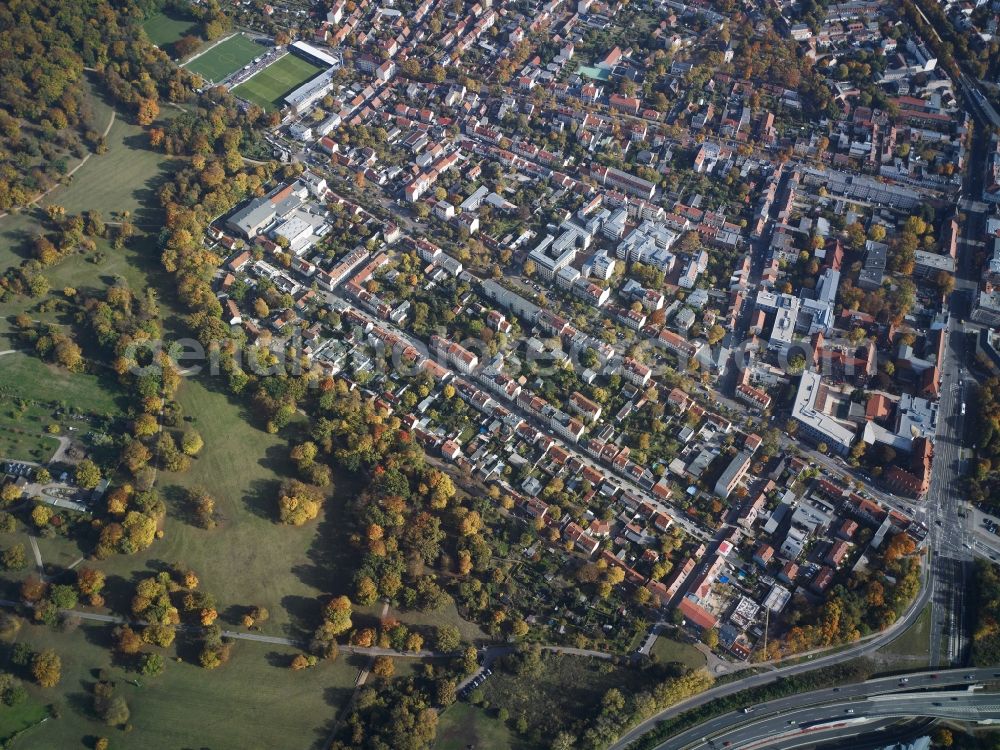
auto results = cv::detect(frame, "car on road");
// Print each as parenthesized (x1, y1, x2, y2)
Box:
(742, 707, 753, 714)
(845, 709, 855, 714)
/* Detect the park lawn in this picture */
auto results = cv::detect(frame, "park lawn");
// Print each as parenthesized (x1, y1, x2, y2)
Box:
(0, 94, 177, 281)
(91, 376, 358, 641)
(650, 636, 707, 671)
(185, 35, 264, 82)
(0, 696, 48, 744)
(0, 353, 124, 417)
(232, 54, 324, 110)
(142, 11, 198, 48)
(0, 92, 180, 348)
(33, 114, 179, 226)
(0, 75, 121, 278)
(0, 353, 125, 462)
(0, 232, 178, 349)
(436, 702, 518, 750)
(7, 618, 357, 750)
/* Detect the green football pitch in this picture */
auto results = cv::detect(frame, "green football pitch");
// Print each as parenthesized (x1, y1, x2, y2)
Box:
(185, 35, 264, 83)
(232, 54, 325, 110)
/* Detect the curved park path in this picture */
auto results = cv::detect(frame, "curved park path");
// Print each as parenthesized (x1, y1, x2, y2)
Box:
(0, 111, 116, 221)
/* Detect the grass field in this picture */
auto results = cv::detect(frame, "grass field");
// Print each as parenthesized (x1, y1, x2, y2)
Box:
(232, 54, 324, 110)
(0, 697, 48, 744)
(85, 376, 359, 641)
(478, 653, 658, 747)
(877, 603, 931, 665)
(651, 636, 708, 670)
(0, 353, 124, 416)
(186, 35, 265, 82)
(0, 99, 177, 265)
(142, 11, 197, 48)
(6, 618, 357, 750)
(0, 352, 126, 462)
(436, 702, 520, 750)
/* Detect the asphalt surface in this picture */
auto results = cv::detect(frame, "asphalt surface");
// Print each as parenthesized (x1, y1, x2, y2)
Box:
(655, 667, 1000, 750)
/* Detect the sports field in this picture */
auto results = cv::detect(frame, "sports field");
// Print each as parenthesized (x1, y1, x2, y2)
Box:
(185, 34, 264, 83)
(142, 11, 197, 47)
(232, 53, 325, 110)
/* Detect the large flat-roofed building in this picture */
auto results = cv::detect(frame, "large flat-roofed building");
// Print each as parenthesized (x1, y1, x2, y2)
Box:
(226, 183, 303, 239)
(528, 230, 581, 281)
(756, 290, 800, 353)
(284, 68, 338, 113)
(480, 279, 541, 322)
(714, 450, 753, 499)
(791, 371, 856, 455)
(800, 167, 920, 209)
(913, 249, 956, 277)
(590, 164, 656, 200)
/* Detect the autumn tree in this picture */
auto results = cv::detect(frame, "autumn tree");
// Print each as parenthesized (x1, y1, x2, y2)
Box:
(1, 544, 25, 571)
(113, 625, 143, 655)
(372, 656, 395, 678)
(75, 460, 101, 490)
(188, 488, 216, 529)
(277, 480, 324, 525)
(435, 625, 461, 653)
(31, 649, 61, 687)
(76, 567, 106, 603)
(242, 605, 269, 629)
(94, 680, 130, 726)
(136, 98, 160, 126)
(323, 596, 353, 635)
(178, 428, 203, 456)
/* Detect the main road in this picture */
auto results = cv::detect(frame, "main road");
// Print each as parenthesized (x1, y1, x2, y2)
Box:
(923, 105, 991, 667)
(653, 667, 1000, 750)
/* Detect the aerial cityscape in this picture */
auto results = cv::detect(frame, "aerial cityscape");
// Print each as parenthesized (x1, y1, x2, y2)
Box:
(0, 0, 999, 748)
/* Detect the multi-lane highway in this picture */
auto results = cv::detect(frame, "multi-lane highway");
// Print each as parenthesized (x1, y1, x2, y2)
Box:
(655, 668, 1000, 750)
